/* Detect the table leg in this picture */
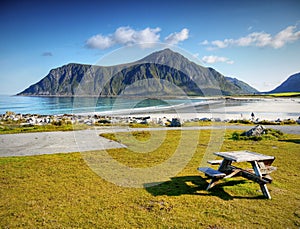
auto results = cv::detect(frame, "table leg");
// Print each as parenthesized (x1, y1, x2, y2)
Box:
(206, 159, 232, 190)
(206, 178, 219, 190)
(218, 159, 231, 172)
(251, 161, 271, 199)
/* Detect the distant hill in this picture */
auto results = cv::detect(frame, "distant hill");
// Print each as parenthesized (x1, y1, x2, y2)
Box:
(225, 76, 259, 94)
(269, 72, 300, 93)
(17, 49, 259, 97)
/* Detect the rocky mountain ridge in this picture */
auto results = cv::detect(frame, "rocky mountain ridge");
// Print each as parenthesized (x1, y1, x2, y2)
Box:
(17, 49, 258, 97)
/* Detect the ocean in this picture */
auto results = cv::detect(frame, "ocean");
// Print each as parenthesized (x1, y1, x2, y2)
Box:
(0, 95, 299, 121)
(0, 95, 198, 115)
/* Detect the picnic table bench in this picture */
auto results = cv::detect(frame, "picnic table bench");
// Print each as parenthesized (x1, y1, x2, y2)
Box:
(198, 150, 277, 199)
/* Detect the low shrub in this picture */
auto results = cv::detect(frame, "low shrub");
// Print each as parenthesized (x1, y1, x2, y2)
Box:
(282, 119, 296, 125)
(257, 120, 280, 125)
(231, 132, 240, 140)
(129, 123, 149, 128)
(98, 119, 111, 124)
(230, 128, 284, 141)
(229, 119, 252, 124)
(51, 120, 63, 126)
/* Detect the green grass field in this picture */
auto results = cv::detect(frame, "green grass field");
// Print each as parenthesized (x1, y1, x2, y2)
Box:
(267, 92, 300, 97)
(0, 123, 88, 134)
(0, 129, 299, 228)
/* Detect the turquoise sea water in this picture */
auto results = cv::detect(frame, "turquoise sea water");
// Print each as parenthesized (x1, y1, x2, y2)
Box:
(0, 95, 299, 121)
(0, 95, 197, 115)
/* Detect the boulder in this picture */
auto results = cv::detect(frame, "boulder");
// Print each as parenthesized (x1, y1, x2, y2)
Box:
(241, 125, 266, 137)
(170, 118, 181, 127)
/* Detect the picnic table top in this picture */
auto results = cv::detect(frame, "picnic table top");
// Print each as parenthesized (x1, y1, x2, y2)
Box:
(214, 150, 275, 163)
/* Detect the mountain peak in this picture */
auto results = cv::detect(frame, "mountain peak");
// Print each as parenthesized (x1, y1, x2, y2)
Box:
(153, 48, 177, 55)
(270, 72, 300, 93)
(137, 48, 203, 77)
(138, 48, 187, 63)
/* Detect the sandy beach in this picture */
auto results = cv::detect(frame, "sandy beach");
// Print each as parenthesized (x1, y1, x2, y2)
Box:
(95, 97, 300, 122)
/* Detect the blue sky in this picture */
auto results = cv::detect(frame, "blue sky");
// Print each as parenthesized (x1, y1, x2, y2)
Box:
(1, 0, 300, 94)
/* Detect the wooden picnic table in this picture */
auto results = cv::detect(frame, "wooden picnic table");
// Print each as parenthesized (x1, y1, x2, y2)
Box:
(198, 150, 276, 199)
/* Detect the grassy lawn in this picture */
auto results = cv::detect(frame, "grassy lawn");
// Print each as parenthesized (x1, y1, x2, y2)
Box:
(0, 129, 299, 228)
(0, 123, 88, 134)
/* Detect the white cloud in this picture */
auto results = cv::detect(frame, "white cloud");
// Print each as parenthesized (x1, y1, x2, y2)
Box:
(86, 26, 161, 49)
(134, 27, 161, 48)
(86, 34, 114, 49)
(200, 40, 209, 45)
(165, 28, 189, 45)
(211, 39, 230, 48)
(272, 25, 300, 48)
(86, 26, 189, 49)
(202, 55, 234, 64)
(202, 25, 300, 49)
(114, 27, 136, 44)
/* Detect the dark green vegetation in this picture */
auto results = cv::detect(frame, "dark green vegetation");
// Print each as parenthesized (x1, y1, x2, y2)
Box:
(229, 119, 297, 125)
(269, 72, 300, 94)
(101, 63, 203, 96)
(1, 129, 299, 228)
(231, 128, 285, 141)
(0, 122, 87, 134)
(17, 49, 258, 97)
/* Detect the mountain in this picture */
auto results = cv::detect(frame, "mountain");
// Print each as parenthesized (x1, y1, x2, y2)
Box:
(101, 63, 202, 96)
(269, 72, 300, 93)
(225, 76, 259, 94)
(17, 48, 258, 97)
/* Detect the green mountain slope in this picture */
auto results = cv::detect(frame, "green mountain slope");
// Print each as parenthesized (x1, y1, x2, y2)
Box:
(225, 76, 259, 94)
(17, 49, 259, 96)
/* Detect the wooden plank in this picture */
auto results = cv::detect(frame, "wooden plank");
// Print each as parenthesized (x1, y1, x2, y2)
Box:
(206, 178, 220, 190)
(260, 184, 272, 199)
(224, 169, 242, 178)
(218, 159, 232, 172)
(240, 170, 270, 185)
(207, 160, 223, 165)
(246, 165, 276, 175)
(260, 166, 277, 175)
(251, 161, 272, 199)
(214, 151, 275, 162)
(198, 167, 226, 178)
(259, 158, 275, 166)
(251, 161, 263, 177)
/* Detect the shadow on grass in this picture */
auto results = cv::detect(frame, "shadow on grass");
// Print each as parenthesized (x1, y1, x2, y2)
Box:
(279, 139, 300, 144)
(144, 176, 264, 200)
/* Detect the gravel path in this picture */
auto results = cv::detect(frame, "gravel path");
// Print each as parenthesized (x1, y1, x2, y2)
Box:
(0, 130, 125, 157)
(0, 125, 299, 157)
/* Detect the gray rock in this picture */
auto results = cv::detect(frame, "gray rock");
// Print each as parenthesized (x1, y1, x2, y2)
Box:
(241, 125, 266, 137)
(170, 118, 181, 127)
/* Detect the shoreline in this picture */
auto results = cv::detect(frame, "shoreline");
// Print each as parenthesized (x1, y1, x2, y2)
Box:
(1, 97, 299, 124)
(1, 110, 300, 128)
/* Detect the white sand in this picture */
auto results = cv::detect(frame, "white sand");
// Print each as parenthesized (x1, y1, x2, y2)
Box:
(102, 97, 300, 122)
